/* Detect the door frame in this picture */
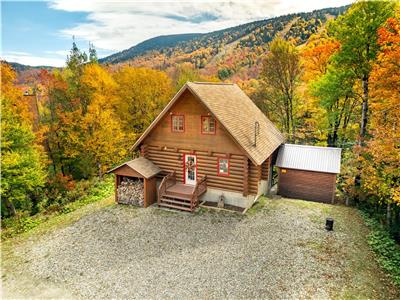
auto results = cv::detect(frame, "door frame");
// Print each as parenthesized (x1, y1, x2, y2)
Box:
(183, 153, 197, 185)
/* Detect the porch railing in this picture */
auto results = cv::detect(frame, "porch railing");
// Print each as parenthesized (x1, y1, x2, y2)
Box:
(158, 171, 176, 206)
(190, 175, 207, 211)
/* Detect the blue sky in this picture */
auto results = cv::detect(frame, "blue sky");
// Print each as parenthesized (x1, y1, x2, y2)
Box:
(1, 0, 354, 67)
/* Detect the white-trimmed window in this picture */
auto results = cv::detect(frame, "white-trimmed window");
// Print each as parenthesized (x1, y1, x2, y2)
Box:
(171, 115, 184, 132)
(201, 116, 216, 134)
(218, 158, 229, 176)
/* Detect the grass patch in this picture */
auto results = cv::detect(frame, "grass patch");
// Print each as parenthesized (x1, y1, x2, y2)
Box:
(360, 210, 400, 287)
(246, 196, 268, 215)
(1, 177, 114, 241)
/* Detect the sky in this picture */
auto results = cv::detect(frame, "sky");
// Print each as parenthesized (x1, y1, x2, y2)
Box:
(1, 0, 354, 67)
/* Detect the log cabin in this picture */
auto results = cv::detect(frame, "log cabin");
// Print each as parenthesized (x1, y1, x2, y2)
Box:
(113, 82, 285, 212)
(125, 82, 284, 211)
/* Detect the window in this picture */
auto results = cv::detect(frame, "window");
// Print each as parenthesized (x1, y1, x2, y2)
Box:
(201, 116, 216, 134)
(171, 115, 184, 132)
(218, 158, 229, 176)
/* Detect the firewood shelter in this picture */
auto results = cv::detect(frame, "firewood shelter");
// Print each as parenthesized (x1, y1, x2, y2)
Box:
(107, 157, 161, 207)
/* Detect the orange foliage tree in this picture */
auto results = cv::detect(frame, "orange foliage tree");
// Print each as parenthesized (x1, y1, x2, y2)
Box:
(361, 15, 400, 215)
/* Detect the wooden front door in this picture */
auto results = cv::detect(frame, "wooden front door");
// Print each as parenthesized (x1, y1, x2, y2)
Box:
(184, 154, 197, 185)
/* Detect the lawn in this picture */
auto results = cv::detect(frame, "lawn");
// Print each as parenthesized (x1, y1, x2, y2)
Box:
(2, 197, 399, 299)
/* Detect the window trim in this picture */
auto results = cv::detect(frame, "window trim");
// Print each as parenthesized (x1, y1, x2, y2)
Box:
(171, 114, 185, 133)
(201, 115, 216, 135)
(217, 157, 230, 177)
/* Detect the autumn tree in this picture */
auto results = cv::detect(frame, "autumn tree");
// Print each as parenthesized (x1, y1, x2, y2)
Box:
(113, 67, 173, 137)
(260, 38, 302, 142)
(360, 14, 400, 228)
(80, 63, 128, 178)
(328, 0, 395, 141)
(0, 63, 47, 217)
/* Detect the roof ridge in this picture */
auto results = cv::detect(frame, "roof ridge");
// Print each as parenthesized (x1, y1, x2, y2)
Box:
(283, 143, 342, 151)
(190, 81, 234, 85)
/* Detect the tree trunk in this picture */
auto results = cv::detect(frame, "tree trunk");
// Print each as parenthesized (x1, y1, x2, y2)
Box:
(98, 163, 103, 181)
(386, 202, 392, 227)
(360, 76, 369, 141)
(3, 198, 16, 217)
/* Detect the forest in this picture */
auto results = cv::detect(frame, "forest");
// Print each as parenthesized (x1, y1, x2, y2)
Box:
(1, 0, 399, 255)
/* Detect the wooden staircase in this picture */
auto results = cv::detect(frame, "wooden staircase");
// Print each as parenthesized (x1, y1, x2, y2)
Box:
(158, 172, 207, 212)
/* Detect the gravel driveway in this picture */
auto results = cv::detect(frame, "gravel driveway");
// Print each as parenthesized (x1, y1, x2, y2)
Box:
(2, 198, 398, 299)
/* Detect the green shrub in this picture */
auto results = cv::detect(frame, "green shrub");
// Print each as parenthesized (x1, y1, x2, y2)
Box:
(1, 175, 114, 240)
(360, 211, 400, 287)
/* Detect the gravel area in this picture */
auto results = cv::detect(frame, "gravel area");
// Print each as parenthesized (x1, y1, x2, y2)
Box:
(2, 198, 398, 299)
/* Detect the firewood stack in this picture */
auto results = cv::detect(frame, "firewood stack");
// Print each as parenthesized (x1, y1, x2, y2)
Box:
(117, 178, 144, 206)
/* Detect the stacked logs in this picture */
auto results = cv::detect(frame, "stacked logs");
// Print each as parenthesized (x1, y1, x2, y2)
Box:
(117, 178, 144, 206)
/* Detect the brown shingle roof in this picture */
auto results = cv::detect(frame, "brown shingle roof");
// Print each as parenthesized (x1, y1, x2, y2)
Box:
(132, 82, 285, 165)
(107, 157, 161, 179)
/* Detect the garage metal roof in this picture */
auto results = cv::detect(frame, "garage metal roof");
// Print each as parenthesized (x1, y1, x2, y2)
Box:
(276, 144, 342, 174)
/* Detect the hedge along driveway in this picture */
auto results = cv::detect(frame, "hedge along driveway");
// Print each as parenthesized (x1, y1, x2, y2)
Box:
(2, 198, 399, 299)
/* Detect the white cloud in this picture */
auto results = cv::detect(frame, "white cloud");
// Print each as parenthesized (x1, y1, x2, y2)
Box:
(50, 0, 354, 52)
(2, 52, 65, 67)
(45, 50, 70, 56)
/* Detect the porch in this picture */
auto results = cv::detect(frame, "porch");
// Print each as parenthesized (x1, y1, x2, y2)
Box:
(158, 172, 207, 212)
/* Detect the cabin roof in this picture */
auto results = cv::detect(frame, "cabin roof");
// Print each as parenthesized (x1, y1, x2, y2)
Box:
(132, 82, 285, 165)
(276, 144, 342, 174)
(107, 157, 161, 179)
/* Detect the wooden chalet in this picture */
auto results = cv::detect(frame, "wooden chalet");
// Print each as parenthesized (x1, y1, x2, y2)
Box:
(111, 82, 285, 212)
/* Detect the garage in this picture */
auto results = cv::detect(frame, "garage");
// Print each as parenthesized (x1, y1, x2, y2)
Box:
(275, 144, 342, 203)
(108, 157, 161, 207)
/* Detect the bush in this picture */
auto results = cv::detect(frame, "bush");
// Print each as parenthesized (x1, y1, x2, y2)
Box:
(360, 210, 400, 287)
(1, 175, 114, 240)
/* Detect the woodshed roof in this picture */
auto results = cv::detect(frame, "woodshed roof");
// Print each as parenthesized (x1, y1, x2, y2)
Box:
(276, 144, 342, 174)
(132, 82, 285, 165)
(107, 157, 161, 179)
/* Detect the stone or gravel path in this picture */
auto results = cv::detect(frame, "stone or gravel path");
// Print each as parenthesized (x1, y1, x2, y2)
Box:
(2, 199, 398, 299)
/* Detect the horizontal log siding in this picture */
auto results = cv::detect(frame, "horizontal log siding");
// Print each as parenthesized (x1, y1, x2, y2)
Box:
(147, 145, 245, 193)
(261, 157, 270, 180)
(278, 168, 336, 203)
(248, 162, 260, 195)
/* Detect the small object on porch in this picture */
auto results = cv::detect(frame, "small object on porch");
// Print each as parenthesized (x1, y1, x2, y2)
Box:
(117, 178, 144, 206)
(217, 194, 225, 208)
(325, 217, 334, 231)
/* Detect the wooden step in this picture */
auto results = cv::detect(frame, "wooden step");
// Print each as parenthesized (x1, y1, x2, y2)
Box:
(163, 193, 192, 201)
(161, 197, 191, 207)
(164, 191, 192, 200)
(158, 202, 193, 212)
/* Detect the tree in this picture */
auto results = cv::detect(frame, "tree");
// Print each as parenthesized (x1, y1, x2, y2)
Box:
(0, 63, 47, 217)
(113, 67, 173, 137)
(88, 42, 98, 64)
(80, 64, 127, 178)
(328, 0, 395, 141)
(360, 14, 400, 227)
(260, 38, 301, 142)
(311, 66, 359, 147)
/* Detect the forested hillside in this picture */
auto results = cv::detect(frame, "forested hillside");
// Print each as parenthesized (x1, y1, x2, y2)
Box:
(101, 6, 347, 81)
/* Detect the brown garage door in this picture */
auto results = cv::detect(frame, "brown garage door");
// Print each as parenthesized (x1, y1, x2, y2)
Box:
(277, 168, 336, 203)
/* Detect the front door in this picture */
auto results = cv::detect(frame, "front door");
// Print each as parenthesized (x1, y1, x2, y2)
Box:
(184, 154, 197, 185)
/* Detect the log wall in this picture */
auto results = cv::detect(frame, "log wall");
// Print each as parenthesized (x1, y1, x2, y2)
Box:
(145, 145, 254, 194)
(145, 89, 244, 155)
(277, 168, 336, 203)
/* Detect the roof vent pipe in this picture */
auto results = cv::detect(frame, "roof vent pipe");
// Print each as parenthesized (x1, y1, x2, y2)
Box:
(253, 121, 260, 147)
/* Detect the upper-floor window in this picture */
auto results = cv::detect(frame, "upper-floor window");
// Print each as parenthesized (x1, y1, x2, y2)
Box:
(171, 114, 184, 132)
(201, 116, 216, 134)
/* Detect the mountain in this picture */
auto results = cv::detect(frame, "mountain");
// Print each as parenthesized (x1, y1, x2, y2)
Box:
(99, 6, 348, 67)
(7, 61, 55, 73)
(99, 33, 202, 64)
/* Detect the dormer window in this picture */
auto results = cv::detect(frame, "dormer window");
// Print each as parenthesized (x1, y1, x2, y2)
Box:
(171, 114, 184, 132)
(201, 116, 216, 134)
